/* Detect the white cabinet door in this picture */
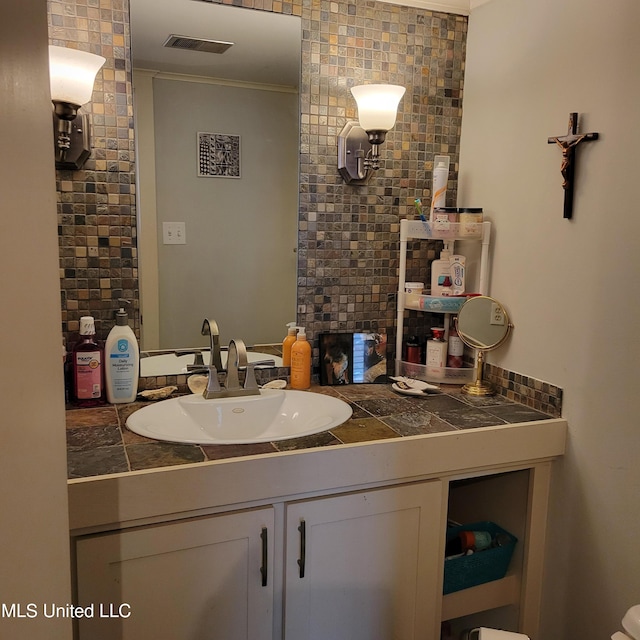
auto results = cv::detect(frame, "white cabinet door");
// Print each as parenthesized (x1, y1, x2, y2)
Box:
(76, 507, 274, 640)
(284, 481, 444, 640)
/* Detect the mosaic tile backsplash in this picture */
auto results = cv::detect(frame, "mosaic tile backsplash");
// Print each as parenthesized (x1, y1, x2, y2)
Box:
(49, 0, 561, 411)
(485, 364, 563, 418)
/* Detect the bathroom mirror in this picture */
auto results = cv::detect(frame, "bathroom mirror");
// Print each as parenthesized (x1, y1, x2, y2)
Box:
(456, 296, 513, 396)
(130, 0, 301, 368)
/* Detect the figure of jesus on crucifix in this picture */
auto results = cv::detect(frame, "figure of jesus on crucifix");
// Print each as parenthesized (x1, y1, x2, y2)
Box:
(550, 132, 589, 188)
(548, 112, 599, 219)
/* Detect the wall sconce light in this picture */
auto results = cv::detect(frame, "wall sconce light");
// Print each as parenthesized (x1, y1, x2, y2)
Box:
(338, 84, 406, 185)
(49, 45, 106, 170)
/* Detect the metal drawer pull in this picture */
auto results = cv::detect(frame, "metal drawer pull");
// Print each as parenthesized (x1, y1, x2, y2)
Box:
(298, 519, 306, 578)
(260, 527, 268, 587)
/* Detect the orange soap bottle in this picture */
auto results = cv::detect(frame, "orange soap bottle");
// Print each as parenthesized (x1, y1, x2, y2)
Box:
(290, 327, 311, 390)
(282, 322, 298, 367)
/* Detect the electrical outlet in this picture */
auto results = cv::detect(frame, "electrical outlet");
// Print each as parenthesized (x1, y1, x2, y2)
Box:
(162, 222, 186, 245)
(490, 302, 505, 325)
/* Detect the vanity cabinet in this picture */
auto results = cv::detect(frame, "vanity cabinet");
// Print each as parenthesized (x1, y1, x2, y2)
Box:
(69, 420, 566, 639)
(395, 218, 491, 384)
(74, 482, 443, 640)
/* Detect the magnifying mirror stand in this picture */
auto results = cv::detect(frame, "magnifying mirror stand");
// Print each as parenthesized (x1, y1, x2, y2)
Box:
(456, 296, 513, 397)
(462, 349, 495, 396)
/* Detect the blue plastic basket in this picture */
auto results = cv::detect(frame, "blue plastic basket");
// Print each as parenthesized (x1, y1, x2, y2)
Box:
(443, 521, 517, 595)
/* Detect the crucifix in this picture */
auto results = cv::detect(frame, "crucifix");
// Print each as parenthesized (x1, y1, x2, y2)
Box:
(547, 112, 599, 219)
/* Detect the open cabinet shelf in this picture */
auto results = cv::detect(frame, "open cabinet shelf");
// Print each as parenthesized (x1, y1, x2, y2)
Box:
(441, 466, 551, 635)
(442, 573, 521, 622)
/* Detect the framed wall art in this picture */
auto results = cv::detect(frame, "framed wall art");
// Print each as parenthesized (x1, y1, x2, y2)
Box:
(197, 132, 241, 178)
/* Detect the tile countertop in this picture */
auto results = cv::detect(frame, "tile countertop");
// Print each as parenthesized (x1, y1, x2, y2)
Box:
(66, 383, 556, 480)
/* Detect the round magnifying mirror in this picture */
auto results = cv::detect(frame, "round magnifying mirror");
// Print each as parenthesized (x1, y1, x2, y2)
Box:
(455, 296, 513, 396)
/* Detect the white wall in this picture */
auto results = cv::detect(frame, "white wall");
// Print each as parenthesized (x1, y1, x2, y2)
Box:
(0, 0, 72, 637)
(459, 0, 640, 637)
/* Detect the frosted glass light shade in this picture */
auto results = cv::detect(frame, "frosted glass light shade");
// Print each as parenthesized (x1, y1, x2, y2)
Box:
(49, 45, 106, 107)
(350, 84, 406, 132)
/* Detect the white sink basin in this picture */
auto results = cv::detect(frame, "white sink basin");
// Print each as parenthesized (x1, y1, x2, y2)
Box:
(126, 389, 353, 445)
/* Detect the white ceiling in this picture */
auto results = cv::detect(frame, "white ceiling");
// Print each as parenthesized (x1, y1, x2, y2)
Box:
(129, 0, 302, 87)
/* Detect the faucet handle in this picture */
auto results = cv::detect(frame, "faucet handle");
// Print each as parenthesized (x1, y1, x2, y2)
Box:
(175, 349, 205, 370)
(243, 363, 260, 392)
(248, 359, 276, 368)
(242, 360, 275, 392)
(203, 365, 222, 399)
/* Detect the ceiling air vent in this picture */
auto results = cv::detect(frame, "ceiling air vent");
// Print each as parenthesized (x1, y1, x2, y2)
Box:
(163, 35, 234, 55)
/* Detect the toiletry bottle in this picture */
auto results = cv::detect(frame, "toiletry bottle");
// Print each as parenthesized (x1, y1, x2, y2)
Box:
(429, 155, 450, 220)
(447, 320, 464, 368)
(450, 255, 466, 295)
(430, 242, 452, 296)
(426, 327, 448, 371)
(405, 336, 423, 377)
(290, 327, 311, 390)
(405, 336, 423, 364)
(72, 316, 105, 406)
(445, 530, 493, 558)
(458, 207, 484, 237)
(282, 322, 298, 367)
(105, 302, 140, 403)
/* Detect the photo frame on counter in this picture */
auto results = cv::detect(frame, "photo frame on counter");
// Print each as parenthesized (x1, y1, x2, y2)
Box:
(319, 332, 388, 385)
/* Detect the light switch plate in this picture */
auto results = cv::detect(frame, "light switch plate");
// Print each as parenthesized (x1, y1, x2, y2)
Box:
(162, 222, 186, 245)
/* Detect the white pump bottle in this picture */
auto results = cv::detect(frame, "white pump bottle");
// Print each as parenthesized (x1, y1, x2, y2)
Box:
(105, 303, 140, 403)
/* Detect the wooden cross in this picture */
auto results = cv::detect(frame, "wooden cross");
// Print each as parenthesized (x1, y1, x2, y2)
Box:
(547, 113, 599, 219)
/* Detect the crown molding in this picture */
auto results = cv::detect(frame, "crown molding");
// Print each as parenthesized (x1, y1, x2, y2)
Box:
(133, 68, 298, 94)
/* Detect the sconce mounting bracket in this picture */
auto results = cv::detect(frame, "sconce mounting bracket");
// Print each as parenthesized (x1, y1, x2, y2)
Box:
(337, 120, 373, 185)
(53, 110, 92, 170)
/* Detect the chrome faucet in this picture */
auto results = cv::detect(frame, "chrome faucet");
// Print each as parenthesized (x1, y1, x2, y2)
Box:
(201, 318, 223, 372)
(202, 338, 275, 399)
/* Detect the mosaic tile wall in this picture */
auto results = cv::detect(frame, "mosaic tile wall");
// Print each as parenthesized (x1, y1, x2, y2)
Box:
(296, 0, 467, 370)
(48, 0, 137, 347)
